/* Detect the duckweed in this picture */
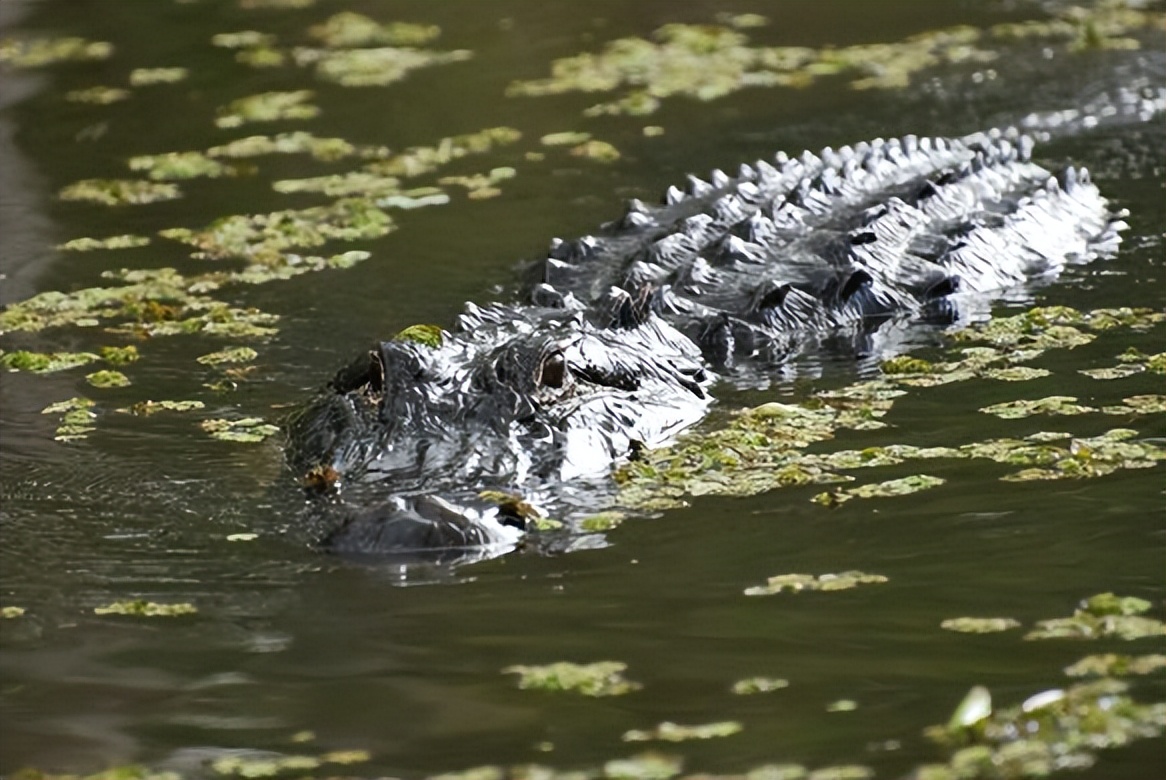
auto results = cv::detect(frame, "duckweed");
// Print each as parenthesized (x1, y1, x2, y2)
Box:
(503, 661, 641, 697)
(811, 474, 945, 506)
(308, 12, 441, 48)
(165, 198, 393, 261)
(211, 31, 276, 49)
(2, 350, 101, 373)
(1063, 653, 1166, 677)
(201, 417, 281, 443)
(731, 677, 789, 695)
(1, 606, 26, 618)
(293, 46, 472, 87)
(42, 397, 97, 441)
(59, 178, 182, 206)
(65, 86, 131, 104)
(744, 571, 888, 596)
(622, 721, 742, 743)
(541, 131, 592, 146)
(1024, 592, 1166, 641)
(86, 370, 131, 388)
(129, 151, 232, 180)
(602, 753, 683, 780)
(197, 346, 258, 365)
(826, 700, 858, 713)
(94, 600, 198, 616)
(119, 400, 205, 416)
(0, 36, 113, 68)
(129, 67, 189, 86)
(366, 126, 522, 178)
(570, 140, 621, 163)
(215, 90, 319, 128)
(979, 395, 1096, 419)
(58, 234, 151, 252)
(207, 131, 386, 161)
(923, 679, 1166, 778)
(940, 618, 1022, 634)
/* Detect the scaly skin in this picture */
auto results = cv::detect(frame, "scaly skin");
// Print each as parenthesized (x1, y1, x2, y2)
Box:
(288, 93, 1163, 560)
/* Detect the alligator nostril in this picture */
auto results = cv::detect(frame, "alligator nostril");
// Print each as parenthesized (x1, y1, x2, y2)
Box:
(539, 350, 566, 389)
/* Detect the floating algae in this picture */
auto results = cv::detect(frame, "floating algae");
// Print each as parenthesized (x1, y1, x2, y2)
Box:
(503, 661, 641, 697)
(129, 67, 189, 86)
(94, 600, 198, 616)
(129, 151, 233, 180)
(622, 721, 742, 743)
(1025, 592, 1166, 641)
(201, 417, 280, 443)
(58, 234, 151, 252)
(292, 46, 472, 87)
(65, 86, 131, 104)
(214, 90, 319, 128)
(0, 36, 112, 68)
(41, 397, 96, 441)
(744, 571, 888, 596)
(307, 12, 441, 48)
(940, 618, 1022, 634)
(59, 178, 181, 206)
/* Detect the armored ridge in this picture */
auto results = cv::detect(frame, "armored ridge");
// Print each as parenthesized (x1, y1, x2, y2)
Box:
(287, 126, 1128, 560)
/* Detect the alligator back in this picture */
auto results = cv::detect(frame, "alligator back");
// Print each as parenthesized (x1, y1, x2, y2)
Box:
(289, 125, 1137, 557)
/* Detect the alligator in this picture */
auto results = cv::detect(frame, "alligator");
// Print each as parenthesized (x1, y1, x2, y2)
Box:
(287, 89, 1162, 562)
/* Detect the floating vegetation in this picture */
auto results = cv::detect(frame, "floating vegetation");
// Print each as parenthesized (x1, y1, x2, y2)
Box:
(58, 234, 151, 252)
(731, 677, 789, 695)
(59, 178, 181, 206)
(292, 46, 472, 87)
(94, 600, 198, 616)
(86, 369, 131, 388)
(164, 198, 393, 261)
(744, 571, 888, 596)
(129, 151, 232, 180)
(1024, 592, 1166, 641)
(274, 171, 401, 197)
(603, 752, 683, 780)
(65, 86, 131, 104)
(541, 131, 592, 146)
(507, 5, 1163, 116)
(579, 511, 626, 532)
(622, 721, 742, 743)
(239, 0, 317, 8)
(1063, 653, 1166, 678)
(2, 350, 100, 373)
(979, 395, 1096, 419)
(129, 67, 189, 86)
(197, 346, 258, 365)
(806, 767, 873, 780)
(1, 606, 25, 619)
(979, 366, 1051, 382)
(826, 700, 858, 713)
(119, 399, 205, 416)
(212, 31, 276, 49)
(940, 617, 1022, 634)
(922, 678, 1166, 778)
(503, 661, 641, 697)
(42, 397, 96, 441)
(570, 140, 621, 163)
(215, 90, 319, 128)
(201, 417, 281, 443)
(1106, 393, 1166, 415)
(0, 36, 113, 68)
(211, 748, 370, 777)
(208, 131, 389, 161)
(993, 428, 1166, 483)
(308, 12, 441, 48)
(101, 346, 138, 365)
(366, 126, 522, 178)
(812, 474, 945, 506)
(439, 166, 516, 199)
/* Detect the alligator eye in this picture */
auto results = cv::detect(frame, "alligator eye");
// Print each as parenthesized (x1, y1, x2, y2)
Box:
(539, 350, 567, 389)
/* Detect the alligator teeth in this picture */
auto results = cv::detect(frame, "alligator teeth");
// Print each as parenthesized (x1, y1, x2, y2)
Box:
(664, 184, 685, 205)
(709, 168, 730, 188)
(737, 163, 756, 181)
(774, 150, 789, 164)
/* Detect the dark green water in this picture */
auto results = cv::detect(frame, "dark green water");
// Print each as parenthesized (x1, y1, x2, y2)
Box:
(1, 1, 1164, 778)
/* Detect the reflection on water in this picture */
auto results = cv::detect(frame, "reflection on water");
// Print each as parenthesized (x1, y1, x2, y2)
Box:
(1, 1, 1164, 777)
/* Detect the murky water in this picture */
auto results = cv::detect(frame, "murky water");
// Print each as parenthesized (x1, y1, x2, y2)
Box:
(1, 1, 1164, 778)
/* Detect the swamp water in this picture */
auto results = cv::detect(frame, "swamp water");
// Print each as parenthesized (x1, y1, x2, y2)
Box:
(0, 1, 1164, 778)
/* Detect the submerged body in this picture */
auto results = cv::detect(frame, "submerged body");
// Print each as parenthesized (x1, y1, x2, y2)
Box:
(287, 104, 1156, 559)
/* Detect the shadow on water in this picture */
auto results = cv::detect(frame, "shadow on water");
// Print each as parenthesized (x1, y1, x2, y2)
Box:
(1, 0, 1164, 777)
